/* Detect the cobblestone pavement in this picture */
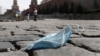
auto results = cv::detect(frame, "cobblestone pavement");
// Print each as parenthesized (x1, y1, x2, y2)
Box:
(0, 19, 100, 56)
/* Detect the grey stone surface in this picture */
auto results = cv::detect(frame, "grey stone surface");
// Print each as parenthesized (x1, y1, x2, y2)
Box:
(16, 41, 34, 49)
(44, 31, 60, 34)
(26, 31, 44, 36)
(71, 29, 80, 34)
(5, 29, 29, 35)
(0, 42, 15, 52)
(0, 35, 40, 42)
(2, 27, 17, 30)
(18, 25, 31, 30)
(0, 51, 28, 56)
(0, 20, 100, 56)
(37, 28, 61, 34)
(84, 25, 100, 30)
(56, 25, 63, 29)
(82, 30, 100, 37)
(71, 29, 84, 35)
(71, 34, 81, 38)
(70, 38, 100, 52)
(0, 31, 11, 37)
(25, 26, 39, 31)
(35, 44, 100, 56)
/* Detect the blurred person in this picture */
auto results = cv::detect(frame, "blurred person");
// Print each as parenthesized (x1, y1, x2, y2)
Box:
(34, 8, 38, 21)
(27, 14, 30, 22)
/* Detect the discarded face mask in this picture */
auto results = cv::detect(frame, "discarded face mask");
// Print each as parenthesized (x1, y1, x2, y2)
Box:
(25, 25, 72, 51)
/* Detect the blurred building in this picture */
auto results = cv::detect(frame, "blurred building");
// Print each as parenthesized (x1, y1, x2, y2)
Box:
(4, 0, 20, 16)
(41, 0, 51, 4)
(38, 0, 100, 14)
(22, 0, 37, 17)
(0, 0, 20, 21)
(29, 0, 37, 15)
(12, 0, 19, 17)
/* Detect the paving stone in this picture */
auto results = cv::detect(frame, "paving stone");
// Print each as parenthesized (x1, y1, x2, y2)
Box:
(71, 29, 82, 35)
(38, 29, 57, 32)
(16, 41, 34, 49)
(84, 25, 100, 30)
(37, 25, 57, 30)
(5, 29, 29, 35)
(0, 25, 6, 31)
(0, 51, 28, 56)
(18, 25, 31, 30)
(35, 29, 59, 34)
(56, 25, 66, 29)
(0, 42, 15, 52)
(0, 35, 40, 42)
(82, 30, 100, 37)
(0, 31, 11, 37)
(71, 34, 81, 38)
(1, 25, 18, 30)
(25, 26, 39, 31)
(44, 31, 60, 35)
(2, 27, 17, 30)
(7, 29, 44, 36)
(35, 44, 99, 56)
(56, 26, 63, 29)
(70, 38, 100, 52)
(26, 31, 44, 36)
